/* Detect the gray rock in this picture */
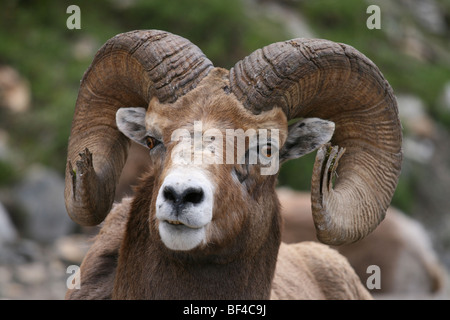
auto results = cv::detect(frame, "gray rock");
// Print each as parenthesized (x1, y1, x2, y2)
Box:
(0, 65, 31, 113)
(0, 201, 17, 244)
(54, 234, 91, 264)
(397, 94, 437, 139)
(15, 165, 75, 243)
(403, 0, 447, 35)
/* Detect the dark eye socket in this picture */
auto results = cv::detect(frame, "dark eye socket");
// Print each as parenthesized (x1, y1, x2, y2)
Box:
(259, 143, 272, 158)
(145, 136, 160, 150)
(262, 144, 272, 157)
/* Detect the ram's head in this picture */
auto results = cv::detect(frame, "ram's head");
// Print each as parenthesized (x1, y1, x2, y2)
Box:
(65, 30, 402, 247)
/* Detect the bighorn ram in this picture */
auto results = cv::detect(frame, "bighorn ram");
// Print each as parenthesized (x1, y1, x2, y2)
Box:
(64, 30, 402, 299)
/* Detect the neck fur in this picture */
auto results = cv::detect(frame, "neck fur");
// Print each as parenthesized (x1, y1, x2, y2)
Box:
(112, 175, 281, 299)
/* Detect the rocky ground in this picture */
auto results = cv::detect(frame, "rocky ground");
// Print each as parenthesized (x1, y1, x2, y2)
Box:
(0, 164, 95, 299)
(0, 234, 91, 300)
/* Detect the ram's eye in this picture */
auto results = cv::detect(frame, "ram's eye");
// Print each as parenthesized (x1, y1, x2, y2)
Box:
(260, 143, 272, 158)
(145, 136, 159, 150)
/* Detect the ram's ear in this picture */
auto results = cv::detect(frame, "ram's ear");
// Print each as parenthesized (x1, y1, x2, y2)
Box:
(116, 107, 147, 146)
(280, 118, 335, 162)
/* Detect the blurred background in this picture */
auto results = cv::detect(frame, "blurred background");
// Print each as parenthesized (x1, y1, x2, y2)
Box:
(0, 0, 449, 299)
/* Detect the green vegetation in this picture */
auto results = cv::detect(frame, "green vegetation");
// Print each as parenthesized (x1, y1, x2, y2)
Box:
(0, 159, 18, 186)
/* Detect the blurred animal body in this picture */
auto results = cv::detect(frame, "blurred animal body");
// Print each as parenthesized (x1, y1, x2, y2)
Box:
(278, 188, 447, 297)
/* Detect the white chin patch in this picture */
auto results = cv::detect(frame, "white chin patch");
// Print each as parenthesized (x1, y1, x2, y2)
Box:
(155, 166, 214, 251)
(159, 222, 206, 251)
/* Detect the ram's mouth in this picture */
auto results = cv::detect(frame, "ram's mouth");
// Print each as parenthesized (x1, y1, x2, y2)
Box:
(166, 219, 184, 226)
(161, 219, 204, 230)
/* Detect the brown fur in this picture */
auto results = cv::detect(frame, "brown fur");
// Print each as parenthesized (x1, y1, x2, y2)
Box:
(66, 69, 371, 300)
(66, 193, 371, 300)
(111, 169, 281, 299)
(272, 242, 372, 299)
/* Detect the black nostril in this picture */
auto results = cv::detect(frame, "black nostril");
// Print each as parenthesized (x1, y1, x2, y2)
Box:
(183, 187, 204, 205)
(162, 186, 204, 206)
(163, 186, 178, 203)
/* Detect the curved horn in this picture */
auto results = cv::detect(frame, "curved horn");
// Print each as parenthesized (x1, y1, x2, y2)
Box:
(230, 38, 402, 245)
(65, 30, 213, 226)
